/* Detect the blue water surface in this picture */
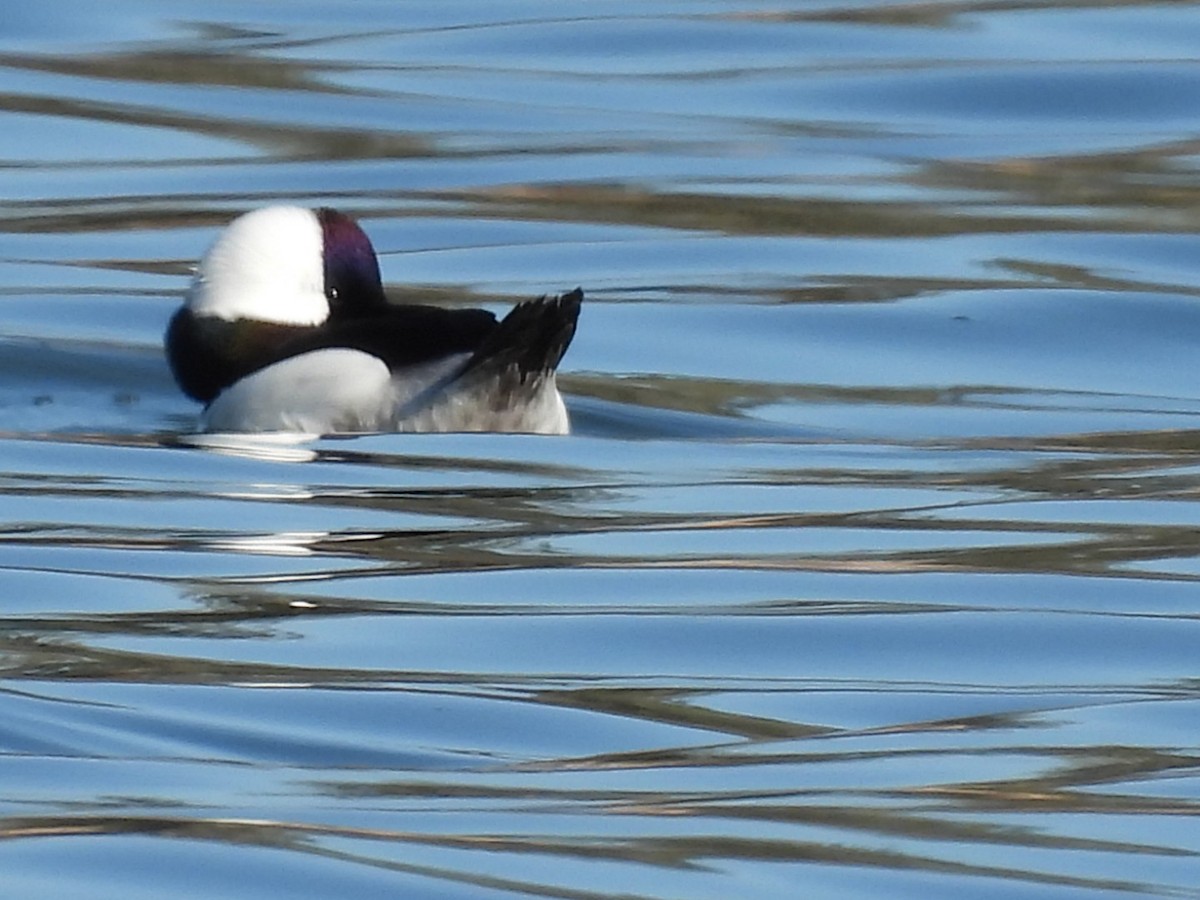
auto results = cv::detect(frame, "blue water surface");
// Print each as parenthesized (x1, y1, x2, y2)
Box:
(1, 2, 1200, 899)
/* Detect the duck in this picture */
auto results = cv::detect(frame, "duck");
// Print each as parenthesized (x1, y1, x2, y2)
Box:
(165, 205, 582, 435)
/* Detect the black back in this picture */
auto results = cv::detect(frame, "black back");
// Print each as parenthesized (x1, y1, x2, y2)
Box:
(167, 304, 499, 403)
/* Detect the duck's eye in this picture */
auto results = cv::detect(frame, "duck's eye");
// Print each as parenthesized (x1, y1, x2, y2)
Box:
(328, 286, 340, 302)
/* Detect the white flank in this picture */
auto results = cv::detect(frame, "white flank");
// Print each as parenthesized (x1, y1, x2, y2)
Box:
(201, 346, 570, 435)
(186, 206, 330, 325)
(203, 348, 395, 434)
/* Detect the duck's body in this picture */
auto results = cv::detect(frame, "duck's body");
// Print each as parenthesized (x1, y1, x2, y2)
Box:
(165, 206, 581, 435)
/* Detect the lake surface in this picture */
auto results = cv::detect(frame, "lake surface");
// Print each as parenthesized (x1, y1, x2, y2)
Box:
(2, 2, 1200, 898)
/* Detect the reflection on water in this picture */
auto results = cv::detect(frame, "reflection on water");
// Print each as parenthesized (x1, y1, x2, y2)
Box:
(2, 2, 1200, 899)
(3, 430, 1200, 898)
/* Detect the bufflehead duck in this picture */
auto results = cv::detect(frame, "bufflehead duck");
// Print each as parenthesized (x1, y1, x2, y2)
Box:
(165, 206, 581, 434)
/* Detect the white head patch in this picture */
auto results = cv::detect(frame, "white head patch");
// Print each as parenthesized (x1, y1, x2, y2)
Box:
(186, 206, 330, 325)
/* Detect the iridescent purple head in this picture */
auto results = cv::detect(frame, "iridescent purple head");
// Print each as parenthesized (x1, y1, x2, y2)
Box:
(317, 207, 387, 315)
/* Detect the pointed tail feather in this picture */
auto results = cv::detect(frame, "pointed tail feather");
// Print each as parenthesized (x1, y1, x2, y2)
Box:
(460, 288, 582, 383)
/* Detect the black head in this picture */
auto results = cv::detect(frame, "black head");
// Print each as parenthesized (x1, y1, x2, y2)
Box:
(317, 207, 388, 317)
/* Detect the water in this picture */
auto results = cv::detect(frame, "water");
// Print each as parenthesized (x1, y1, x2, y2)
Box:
(2, 2, 1200, 898)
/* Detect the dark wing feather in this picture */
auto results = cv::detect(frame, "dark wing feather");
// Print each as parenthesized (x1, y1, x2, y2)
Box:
(167, 304, 500, 403)
(283, 305, 499, 373)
